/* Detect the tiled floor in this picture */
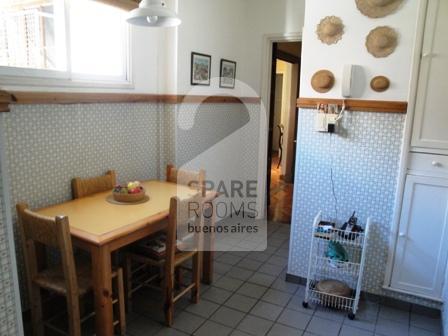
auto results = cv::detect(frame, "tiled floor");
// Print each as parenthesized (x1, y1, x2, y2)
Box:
(268, 155, 293, 224)
(124, 222, 442, 336)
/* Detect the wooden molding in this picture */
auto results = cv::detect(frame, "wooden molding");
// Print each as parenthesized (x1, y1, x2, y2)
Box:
(0, 91, 16, 112)
(297, 97, 408, 113)
(0, 92, 261, 112)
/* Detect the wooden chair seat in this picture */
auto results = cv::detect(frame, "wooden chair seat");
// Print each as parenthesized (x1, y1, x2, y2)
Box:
(33, 265, 92, 297)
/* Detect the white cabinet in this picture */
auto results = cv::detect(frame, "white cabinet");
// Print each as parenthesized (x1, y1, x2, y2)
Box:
(411, 0, 448, 153)
(391, 175, 448, 300)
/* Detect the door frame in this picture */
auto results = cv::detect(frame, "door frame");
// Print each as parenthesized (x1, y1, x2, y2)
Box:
(256, 32, 302, 219)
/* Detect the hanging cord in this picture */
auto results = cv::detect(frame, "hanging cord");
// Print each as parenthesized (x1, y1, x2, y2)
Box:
(329, 133, 339, 222)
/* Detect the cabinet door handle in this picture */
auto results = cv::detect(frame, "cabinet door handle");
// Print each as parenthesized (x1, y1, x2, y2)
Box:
(399, 232, 406, 238)
(432, 161, 442, 167)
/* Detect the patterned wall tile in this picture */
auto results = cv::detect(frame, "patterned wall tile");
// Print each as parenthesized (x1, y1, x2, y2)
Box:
(0, 140, 19, 336)
(2, 102, 164, 309)
(289, 109, 441, 308)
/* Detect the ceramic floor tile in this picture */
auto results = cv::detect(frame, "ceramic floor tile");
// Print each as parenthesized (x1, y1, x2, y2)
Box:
(267, 323, 302, 336)
(250, 301, 283, 321)
(224, 293, 258, 313)
(237, 315, 274, 336)
(277, 308, 312, 330)
(171, 311, 205, 335)
(339, 325, 374, 336)
(201, 286, 232, 304)
(154, 327, 190, 336)
(237, 258, 263, 271)
(210, 306, 246, 328)
(261, 288, 292, 307)
(194, 320, 232, 336)
(409, 326, 441, 336)
(247, 273, 276, 287)
(410, 314, 441, 333)
(213, 276, 244, 292)
(305, 316, 342, 336)
(378, 306, 410, 324)
(236, 282, 268, 299)
(226, 267, 254, 281)
(185, 299, 220, 318)
(375, 318, 409, 336)
(270, 277, 299, 294)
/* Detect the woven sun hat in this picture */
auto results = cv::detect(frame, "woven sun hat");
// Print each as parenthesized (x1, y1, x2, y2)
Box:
(366, 26, 398, 58)
(316, 16, 344, 45)
(311, 70, 335, 93)
(370, 75, 390, 92)
(355, 0, 404, 18)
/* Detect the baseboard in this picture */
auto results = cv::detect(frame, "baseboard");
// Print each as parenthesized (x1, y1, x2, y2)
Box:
(285, 273, 441, 315)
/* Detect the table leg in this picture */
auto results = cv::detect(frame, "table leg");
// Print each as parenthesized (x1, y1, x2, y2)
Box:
(91, 245, 114, 336)
(202, 202, 215, 284)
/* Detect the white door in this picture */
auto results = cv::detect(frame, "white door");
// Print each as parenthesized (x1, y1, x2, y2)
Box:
(411, 0, 448, 152)
(391, 175, 448, 300)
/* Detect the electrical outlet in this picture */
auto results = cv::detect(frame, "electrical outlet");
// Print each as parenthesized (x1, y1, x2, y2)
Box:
(315, 113, 339, 133)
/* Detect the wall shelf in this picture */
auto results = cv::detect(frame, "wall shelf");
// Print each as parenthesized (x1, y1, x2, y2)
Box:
(297, 97, 408, 114)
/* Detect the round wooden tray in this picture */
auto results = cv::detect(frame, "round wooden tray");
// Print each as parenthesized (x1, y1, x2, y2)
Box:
(106, 195, 150, 205)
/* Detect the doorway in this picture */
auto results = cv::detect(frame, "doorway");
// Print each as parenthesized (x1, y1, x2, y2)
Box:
(267, 41, 301, 224)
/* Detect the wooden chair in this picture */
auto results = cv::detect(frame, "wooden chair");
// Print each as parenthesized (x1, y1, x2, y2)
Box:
(71, 170, 116, 199)
(125, 193, 205, 326)
(166, 164, 206, 195)
(17, 203, 126, 336)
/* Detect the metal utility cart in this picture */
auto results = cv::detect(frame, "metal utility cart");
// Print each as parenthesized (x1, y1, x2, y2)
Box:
(302, 211, 371, 320)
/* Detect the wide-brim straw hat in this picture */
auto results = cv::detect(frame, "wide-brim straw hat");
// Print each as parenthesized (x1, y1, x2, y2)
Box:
(311, 70, 335, 93)
(366, 26, 398, 58)
(356, 0, 404, 18)
(316, 16, 344, 45)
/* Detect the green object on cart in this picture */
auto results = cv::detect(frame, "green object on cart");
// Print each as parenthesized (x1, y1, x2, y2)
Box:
(325, 241, 348, 262)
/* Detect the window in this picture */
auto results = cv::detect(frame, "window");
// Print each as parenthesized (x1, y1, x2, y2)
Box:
(0, 0, 130, 87)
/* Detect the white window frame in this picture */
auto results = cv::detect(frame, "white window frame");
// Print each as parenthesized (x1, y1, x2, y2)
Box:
(0, 0, 133, 90)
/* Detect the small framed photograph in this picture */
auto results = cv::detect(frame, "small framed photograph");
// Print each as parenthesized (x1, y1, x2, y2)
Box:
(220, 59, 237, 89)
(191, 52, 211, 86)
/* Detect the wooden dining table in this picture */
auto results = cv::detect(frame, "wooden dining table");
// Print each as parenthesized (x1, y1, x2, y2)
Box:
(36, 180, 217, 336)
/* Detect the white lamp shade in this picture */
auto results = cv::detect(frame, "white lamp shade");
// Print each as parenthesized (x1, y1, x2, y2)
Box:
(127, 0, 181, 27)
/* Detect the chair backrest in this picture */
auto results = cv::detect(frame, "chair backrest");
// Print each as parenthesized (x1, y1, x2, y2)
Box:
(71, 170, 116, 199)
(16, 203, 79, 301)
(166, 164, 206, 195)
(165, 193, 204, 270)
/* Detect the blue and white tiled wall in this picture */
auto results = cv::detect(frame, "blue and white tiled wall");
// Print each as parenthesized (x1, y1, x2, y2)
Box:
(0, 101, 262, 316)
(289, 108, 442, 308)
(0, 132, 21, 336)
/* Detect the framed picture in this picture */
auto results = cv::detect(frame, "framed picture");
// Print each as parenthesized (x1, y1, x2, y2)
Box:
(220, 59, 237, 89)
(191, 52, 211, 86)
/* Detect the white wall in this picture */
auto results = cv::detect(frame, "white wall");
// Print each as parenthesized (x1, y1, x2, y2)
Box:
(300, 0, 420, 100)
(176, 0, 251, 96)
(245, 0, 305, 96)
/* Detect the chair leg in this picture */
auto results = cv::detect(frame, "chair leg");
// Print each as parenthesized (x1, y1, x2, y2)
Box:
(30, 285, 44, 336)
(164, 270, 174, 327)
(116, 268, 126, 336)
(191, 253, 201, 304)
(125, 254, 133, 312)
(66, 292, 81, 336)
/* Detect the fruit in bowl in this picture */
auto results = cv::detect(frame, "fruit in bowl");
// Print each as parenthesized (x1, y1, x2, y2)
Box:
(113, 181, 146, 203)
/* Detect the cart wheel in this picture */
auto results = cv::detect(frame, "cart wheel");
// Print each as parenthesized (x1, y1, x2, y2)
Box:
(348, 312, 355, 320)
(302, 301, 309, 309)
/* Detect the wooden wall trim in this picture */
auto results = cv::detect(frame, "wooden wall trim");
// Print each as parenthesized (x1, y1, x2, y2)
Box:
(0, 92, 261, 112)
(0, 91, 15, 113)
(297, 97, 408, 113)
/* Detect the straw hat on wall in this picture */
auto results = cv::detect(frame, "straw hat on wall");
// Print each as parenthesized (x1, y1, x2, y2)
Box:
(316, 16, 345, 45)
(311, 70, 335, 93)
(366, 26, 398, 58)
(370, 76, 391, 92)
(355, 0, 404, 18)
